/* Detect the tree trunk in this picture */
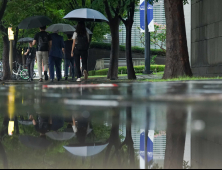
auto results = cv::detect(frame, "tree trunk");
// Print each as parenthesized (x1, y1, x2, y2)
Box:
(1, 25, 11, 80)
(125, 20, 136, 80)
(164, 107, 187, 169)
(163, 0, 192, 79)
(107, 16, 120, 80)
(0, 0, 7, 21)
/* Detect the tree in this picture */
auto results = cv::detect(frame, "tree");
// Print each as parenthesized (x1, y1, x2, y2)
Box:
(162, 0, 192, 79)
(138, 23, 166, 53)
(103, 0, 122, 80)
(117, 0, 137, 80)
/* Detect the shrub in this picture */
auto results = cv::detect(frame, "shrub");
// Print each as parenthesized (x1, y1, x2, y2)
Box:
(90, 42, 166, 56)
(88, 65, 165, 76)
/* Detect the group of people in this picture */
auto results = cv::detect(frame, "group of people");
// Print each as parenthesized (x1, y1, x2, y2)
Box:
(24, 21, 90, 82)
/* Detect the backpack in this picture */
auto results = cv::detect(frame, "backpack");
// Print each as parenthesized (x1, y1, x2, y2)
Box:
(76, 34, 89, 51)
(38, 33, 49, 51)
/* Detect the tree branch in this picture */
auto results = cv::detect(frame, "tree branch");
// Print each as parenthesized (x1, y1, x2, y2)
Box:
(110, 6, 126, 24)
(103, 0, 112, 21)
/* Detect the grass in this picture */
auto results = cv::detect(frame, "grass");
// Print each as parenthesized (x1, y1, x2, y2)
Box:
(88, 71, 222, 83)
(140, 76, 222, 82)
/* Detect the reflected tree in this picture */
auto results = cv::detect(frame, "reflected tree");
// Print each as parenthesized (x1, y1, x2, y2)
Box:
(0, 116, 9, 169)
(119, 87, 135, 166)
(164, 106, 187, 169)
(104, 109, 122, 166)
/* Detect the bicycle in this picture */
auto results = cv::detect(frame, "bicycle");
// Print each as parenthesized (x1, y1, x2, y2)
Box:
(12, 61, 29, 80)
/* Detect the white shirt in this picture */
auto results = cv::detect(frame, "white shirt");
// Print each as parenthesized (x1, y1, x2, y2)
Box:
(72, 32, 89, 44)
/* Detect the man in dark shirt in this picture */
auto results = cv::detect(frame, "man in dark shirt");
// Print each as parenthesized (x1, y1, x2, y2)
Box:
(64, 34, 75, 80)
(24, 42, 36, 82)
(33, 26, 52, 82)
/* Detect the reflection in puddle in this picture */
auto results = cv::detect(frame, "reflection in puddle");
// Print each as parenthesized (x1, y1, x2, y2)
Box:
(1, 82, 222, 168)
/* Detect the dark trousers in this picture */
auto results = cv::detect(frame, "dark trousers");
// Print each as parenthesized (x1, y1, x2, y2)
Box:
(26, 57, 35, 79)
(65, 58, 75, 78)
(74, 48, 88, 79)
(49, 56, 62, 80)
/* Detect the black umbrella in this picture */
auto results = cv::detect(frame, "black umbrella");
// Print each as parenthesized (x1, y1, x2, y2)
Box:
(18, 37, 34, 43)
(63, 8, 109, 23)
(18, 15, 52, 29)
(19, 135, 52, 149)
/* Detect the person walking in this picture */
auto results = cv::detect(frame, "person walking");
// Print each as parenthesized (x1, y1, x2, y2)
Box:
(64, 34, 75, 81)
(24, 42, 36, 82)
(49, 31, 65, 82)
(33, 26, 52, 82)
(71, 21, 89, 82)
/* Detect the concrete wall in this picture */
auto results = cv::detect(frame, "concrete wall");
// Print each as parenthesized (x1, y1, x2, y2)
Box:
(191, 107, 222, 169)
(88, 48, 166, 71)
(191, 0, 222, 76)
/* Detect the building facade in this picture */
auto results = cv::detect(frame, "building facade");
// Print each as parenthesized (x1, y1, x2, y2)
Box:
(191, 0, 222, 76)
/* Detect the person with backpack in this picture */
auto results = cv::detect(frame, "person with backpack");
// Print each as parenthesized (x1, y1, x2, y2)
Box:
(71, 21, 89, 82)
(24, 42, 36, 82)
(49, 31, 65, 82)
(32, 26, 52, 82)
(64, 34, 75, 81)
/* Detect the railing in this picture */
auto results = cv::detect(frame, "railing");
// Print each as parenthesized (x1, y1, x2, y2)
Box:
(95, 58, 145, 70)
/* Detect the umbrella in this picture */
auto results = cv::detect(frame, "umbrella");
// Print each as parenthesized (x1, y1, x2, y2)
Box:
(19, 135, 52, 149)
(18, 15, 52, 29)
(18, 120, 33, 125)
(64, 25, 93, 35)
(46, 132, 75, 141)
(63, 142, 109, 157)
(63, 8, 109, 23)
(18, 37, 34, 43)
(46, 23, 75, 33)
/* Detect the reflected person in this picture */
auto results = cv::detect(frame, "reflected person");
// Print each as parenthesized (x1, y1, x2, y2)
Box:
(72, 111, 93, 143)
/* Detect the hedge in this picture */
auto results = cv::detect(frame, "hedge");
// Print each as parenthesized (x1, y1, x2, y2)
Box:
(88, 65, 165, 76)
(90, 42, 166, 56)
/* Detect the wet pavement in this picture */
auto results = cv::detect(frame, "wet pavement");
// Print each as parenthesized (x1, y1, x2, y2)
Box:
(1, 80, 222, 168)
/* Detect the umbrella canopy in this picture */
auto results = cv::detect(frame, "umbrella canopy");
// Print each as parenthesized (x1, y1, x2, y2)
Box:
(63, 142, 109, 157)
(46, 23, 75, 33)
(63, 8, 109, 23)
(64, 25, 93, 35)
(18, 37, 34, 43)
(19, 135, 52, 149)
(18, 16, 52, 29)
(18, 120, 33, 125)
(46, 132, 75, 141)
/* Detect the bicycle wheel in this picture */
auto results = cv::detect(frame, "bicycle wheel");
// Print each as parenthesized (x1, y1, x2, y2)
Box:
(20, 69, 29, 80)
